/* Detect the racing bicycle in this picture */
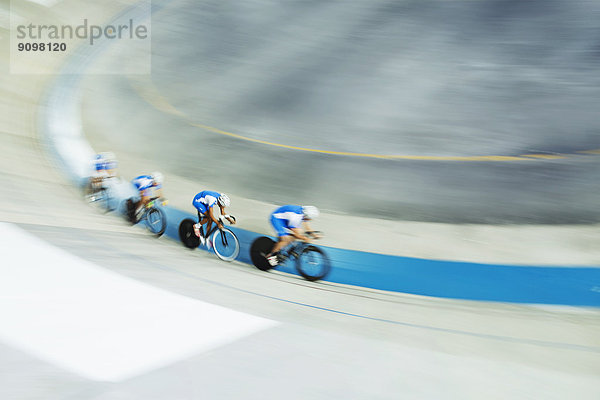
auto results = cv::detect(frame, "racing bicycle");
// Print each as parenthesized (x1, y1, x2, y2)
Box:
(250, 232, 331, 282)
(178, 216, 240, 262)
(126, 197, 168, 237)
(85, 178, 116, 212)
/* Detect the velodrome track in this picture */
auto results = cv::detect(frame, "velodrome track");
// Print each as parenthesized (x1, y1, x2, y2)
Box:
(39, 0, 600, 306)
(1, 0, 600, 398)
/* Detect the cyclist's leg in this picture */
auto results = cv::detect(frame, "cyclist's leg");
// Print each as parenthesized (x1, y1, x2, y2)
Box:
(85, 177, 95, 196)
(204, 217, 213, 240)
(194, 211, 208, 235)
(270, 235, 293, 254)
(267, 235, 293, 266)
(267, 216, 293, 265)
(126, 195, 141, 223)
(196, 211, 209, 224)
(193, 204, 209, 244)
(136, 190, 150, 215)
(88, 174, 103, 195)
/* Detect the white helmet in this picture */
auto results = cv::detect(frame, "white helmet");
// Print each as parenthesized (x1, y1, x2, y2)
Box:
(151, 171, 164, 185)
(302, 205, 319, 219)
(218, 193, 230, 207)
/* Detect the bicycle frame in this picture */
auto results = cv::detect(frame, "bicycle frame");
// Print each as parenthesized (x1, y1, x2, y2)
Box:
(202, 223, 230, 247)
(278, 230, 322, 262)
(140, 198, 163, 220)
(277, 241, 309, 263)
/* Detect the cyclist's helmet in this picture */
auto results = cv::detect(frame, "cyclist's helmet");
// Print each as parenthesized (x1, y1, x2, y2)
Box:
(218, 193, 230, 207)
(302, 205, 319, 220)
(151, 171, 164, 185)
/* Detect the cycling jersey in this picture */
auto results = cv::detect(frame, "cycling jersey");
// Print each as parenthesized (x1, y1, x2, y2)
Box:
(104, 160, 117, 171)
(93, 155, 116, 177)
(92, 155, 108, 178)
(94, 156, 106, 171)
(270, 205, 304, 237)
(192, 190, 222, 215)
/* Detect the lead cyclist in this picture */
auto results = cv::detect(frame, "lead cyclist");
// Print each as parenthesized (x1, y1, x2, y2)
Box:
(266, 205, 321, 266)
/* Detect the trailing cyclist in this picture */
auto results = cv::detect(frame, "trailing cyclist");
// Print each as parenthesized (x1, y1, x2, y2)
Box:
(87, 152, 118, 198)
(127, 172, 164, 223)
(266, 205, 320, 266)
(192, 190, 236, 246)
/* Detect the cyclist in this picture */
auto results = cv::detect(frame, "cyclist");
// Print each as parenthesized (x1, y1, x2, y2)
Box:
(265, 205, 320, 266)
(87, 152, 117, 198)
(192, 190, 236, 245)
(127, 172, 164, 222)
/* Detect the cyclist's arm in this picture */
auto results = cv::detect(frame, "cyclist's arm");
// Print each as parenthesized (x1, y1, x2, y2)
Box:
(290, 227, 310, 242)
(302, 221, 312, 232)
(219, 205, 236, 225)
(140, 189, 152, 205)
(302, 221, 321, 239)
(208, 206, 223, 228)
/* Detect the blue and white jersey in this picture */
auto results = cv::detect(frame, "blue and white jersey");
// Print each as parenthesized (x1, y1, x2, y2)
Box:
(192, 190, 221, 214)
(132, 175, 155, 191)
(104, 159, 117, 171)
(94, 155, 106, 171)
(271, 205, 304, 229)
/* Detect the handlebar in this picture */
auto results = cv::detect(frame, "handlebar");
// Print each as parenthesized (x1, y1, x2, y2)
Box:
(305, 230, 323, 238)
(146, 198, 169, 208)
(218, 215, 236, 225)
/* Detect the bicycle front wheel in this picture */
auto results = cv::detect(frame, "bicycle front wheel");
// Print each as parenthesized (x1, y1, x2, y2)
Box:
(296, 246, 331, 281)
(145, 207, 166, 237)
(212, 228, 240, 262)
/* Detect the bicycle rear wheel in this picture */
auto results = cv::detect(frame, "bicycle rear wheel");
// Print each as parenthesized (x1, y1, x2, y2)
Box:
(145, 207, 166, 237)
(178, 218, 200, 249)
(124, 198, 138, 223)
(87, 187, 108, 211)
(212, 228, 240, 262)
(296, 246, 331, 281)
(250, 236, 276, 271)
(102, 187, 116, 212)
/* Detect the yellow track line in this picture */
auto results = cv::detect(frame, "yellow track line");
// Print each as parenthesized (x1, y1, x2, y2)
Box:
(578, 149, 600, 155)
(521, 154, 566, 160)
(129, 76, 600, 162)
(190, 122, 531, 161)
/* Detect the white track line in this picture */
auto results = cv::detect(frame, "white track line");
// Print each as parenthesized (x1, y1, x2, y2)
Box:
(0, 222, 277, 382)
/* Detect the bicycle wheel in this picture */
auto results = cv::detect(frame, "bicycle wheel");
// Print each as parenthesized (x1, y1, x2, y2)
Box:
(296, 246, 331, 281)
(102, 187, 115, 212)
(178, 218, 200, 249)
(118, 199, 130, 218)
(250, 236, 276, 271)
(212, 228, 240, 262)
(124, 198, 138, 223)
(145, 207, 166, 237)
(87, 186, 105, 206)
